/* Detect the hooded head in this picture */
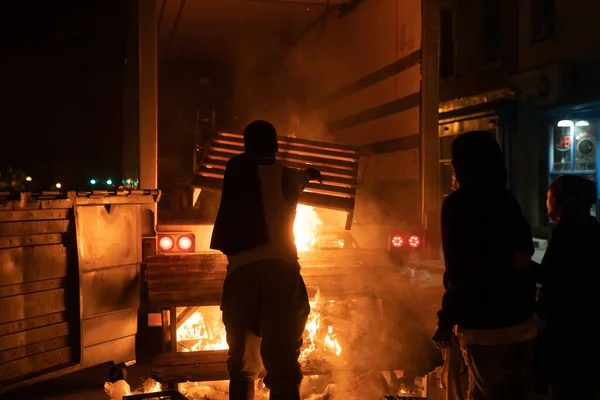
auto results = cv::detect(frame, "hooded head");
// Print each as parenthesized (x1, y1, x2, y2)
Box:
(451, 130, 507, 190)
(547, 175, 596, 223)
(243, 120, 279, 159)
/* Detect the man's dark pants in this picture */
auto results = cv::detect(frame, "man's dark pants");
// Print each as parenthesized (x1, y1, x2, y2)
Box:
(221, 259, 310, 400)
(460, 339, 536, 400)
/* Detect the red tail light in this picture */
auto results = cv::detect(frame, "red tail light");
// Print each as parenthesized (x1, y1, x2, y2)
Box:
(391, 235, 404, 248)
(157, 233, 195, 254)
(408, 235, 421, 249)
(159, 236, 174, 251)
(177, 235, 194, 251)
(389, 232, 422, 253)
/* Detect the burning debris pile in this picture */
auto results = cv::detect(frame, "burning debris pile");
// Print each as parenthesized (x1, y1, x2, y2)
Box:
(300, 290, 343, 373)
(156, 204, 433, 399)
(177, 307, 227, 352)
(176, 204, 330, 355)
(173, 292, 418, 399)
(175, 289, 344, 359)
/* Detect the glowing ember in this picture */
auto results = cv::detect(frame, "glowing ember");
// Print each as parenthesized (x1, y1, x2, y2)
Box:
(294, 205, 322, 251)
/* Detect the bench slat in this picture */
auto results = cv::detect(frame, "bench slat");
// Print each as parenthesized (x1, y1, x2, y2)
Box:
(196, 166, 357, 187)
(206, 149, 357, 171)
(216, 132, 358, 154)
(211, 139, 359, 161)
(201, 157, 358, 179)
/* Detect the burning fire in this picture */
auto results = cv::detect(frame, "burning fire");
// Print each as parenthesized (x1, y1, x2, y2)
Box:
(294, 205, 322, 251)
(301, 290, 342, 358)
(175, 206, 336, 357)
(176, 290, 342, 359)
(177, 307, 228, 352)
(324, 325, 342, 356)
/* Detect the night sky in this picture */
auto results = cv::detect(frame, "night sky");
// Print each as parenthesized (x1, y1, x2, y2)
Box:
(3, 1, 128, 189)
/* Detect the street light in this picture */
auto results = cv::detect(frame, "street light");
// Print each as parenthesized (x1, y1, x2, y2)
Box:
(90, 179, 96, 185)
(25, 176, 32, 182)
(106, 179, 113, 185)
(55, 183, 62, 189)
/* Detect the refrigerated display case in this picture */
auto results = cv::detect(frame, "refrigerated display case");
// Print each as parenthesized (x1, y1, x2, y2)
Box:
(548, 117, 599, 217)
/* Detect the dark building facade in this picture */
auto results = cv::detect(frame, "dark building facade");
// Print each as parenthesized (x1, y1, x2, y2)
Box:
(438, 0, 600, 230)
(511, 0, 600, 227)
(437, 0, 520, 199)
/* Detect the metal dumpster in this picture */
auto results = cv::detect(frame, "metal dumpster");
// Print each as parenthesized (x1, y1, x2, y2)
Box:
(0, 190, 158, 394)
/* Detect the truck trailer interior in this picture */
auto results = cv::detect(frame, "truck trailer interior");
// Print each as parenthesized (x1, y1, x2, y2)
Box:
(139, 0, 445, 399)
(0, 0, 445, 398)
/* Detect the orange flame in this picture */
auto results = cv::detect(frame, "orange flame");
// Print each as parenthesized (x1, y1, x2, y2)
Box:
(294, 205, 322, 251)
(176, 308, 228, 352)
(324, 325, 342, 356)
(176, 207, 339, 357)
(300, 290, 322, 358)
(300, 290, 343, 359)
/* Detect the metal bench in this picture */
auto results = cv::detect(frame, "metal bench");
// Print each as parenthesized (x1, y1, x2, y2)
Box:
(192, 131, 359, 229)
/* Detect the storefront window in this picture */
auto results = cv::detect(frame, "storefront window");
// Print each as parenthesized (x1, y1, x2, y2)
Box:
(550, 119, 597, 174)
(549, 118, 599, 218)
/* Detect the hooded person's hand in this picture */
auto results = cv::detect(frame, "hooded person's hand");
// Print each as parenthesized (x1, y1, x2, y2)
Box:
(306, 168, 323, 184)
(432, 325, 458, 349)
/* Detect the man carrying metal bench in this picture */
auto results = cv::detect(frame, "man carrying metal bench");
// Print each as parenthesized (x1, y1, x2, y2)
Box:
(210, 120, 323, 400)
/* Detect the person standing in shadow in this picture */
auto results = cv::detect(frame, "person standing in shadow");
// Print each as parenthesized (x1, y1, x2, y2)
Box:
(432, 130, 538, 400)
(537, 175, 600, 400)
(439, 167, 469, 400)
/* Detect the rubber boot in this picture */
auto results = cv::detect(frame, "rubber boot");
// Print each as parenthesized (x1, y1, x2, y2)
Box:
(229, 379, 255, 400)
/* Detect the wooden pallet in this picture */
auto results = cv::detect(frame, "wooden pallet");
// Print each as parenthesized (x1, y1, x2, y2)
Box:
(151, 351, 228, 384)
(146, 251, 443, 386)
(145, 251, 441, 308)
(151, 350, 360, 384)
(191, 132, 360, 228)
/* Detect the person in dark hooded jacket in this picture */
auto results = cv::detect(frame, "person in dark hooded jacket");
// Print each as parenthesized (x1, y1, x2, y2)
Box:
(210, 120, 322, 400)
(432, 131, 538, 400)
(538, 175, 599, 400)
